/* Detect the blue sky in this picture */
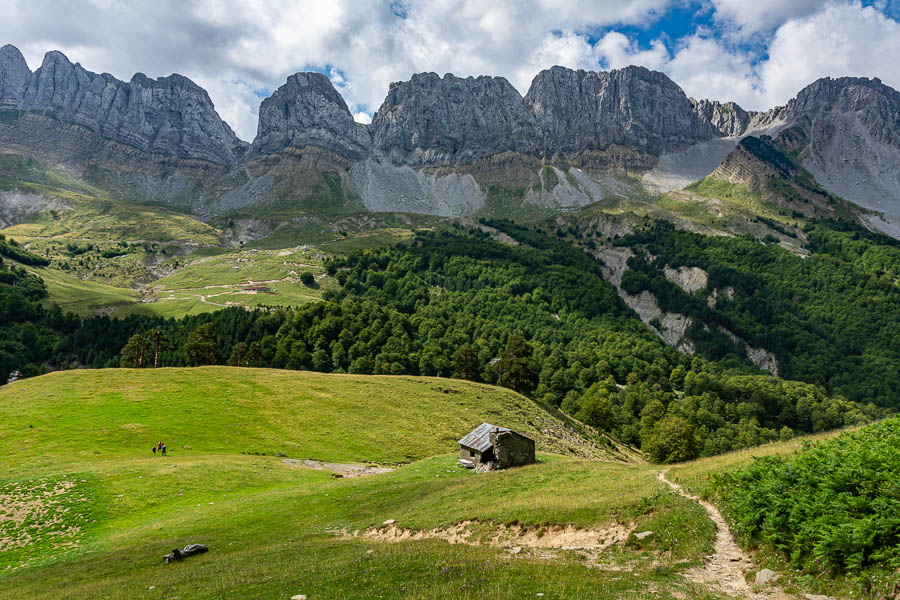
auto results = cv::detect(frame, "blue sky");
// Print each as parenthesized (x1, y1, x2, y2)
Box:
(3, 1, 900, 141)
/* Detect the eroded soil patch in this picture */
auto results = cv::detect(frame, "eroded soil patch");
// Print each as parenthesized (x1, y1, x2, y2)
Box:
(346, 519, 636, 561)
(282, 458, 394, 477)
(0, 476, 97, 571)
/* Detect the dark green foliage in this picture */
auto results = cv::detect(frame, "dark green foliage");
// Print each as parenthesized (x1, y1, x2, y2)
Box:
(185, 323, 220, 366)
(642, 415, 699, 463)
(0, 225, 882, 463)
(617, 221, 900, 407)
(299, 271, 316, 286)
(715, 418, 900, 575)
(0, 234, 50, 266)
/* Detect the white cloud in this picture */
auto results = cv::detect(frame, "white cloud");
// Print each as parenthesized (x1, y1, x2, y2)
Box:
(759, 2, 900, 106)
(353, 111, 373, 124)
(711, 0, 823, 36)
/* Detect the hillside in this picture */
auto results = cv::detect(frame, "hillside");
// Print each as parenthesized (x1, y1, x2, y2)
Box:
(0, 368, 635, 474)
(0, 368, 885, 599)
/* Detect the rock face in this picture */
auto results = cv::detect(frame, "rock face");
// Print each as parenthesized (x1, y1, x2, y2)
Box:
(251, 72, 371, 160)
(371, 72, 540, 167)
(3, 43, 900, 231)
(692, 99, 753, 137)
(1, 47, 245, 165)
(0, 45, 31, 109)
(768, 76, 900, 236)
(524, 65, 720, 156)
(14, 50, 246, 164)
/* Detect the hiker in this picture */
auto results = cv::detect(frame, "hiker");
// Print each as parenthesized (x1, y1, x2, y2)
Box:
(152, 446, 156, 456)
(162, 444, 167, 456)
(157, 441, 162, 454)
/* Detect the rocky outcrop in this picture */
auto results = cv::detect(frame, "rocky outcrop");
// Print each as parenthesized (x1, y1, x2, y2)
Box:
(1, 47, 245, 167)
(774, 76, 900, 146)
(0, 45, 30, 109)
(371, 72, 540, 167)
(525, 66, 720, 157)
(250, 72, 371, 160)
(766, 76, 900, 236)
(663, 266, 708, 294)
(15, 50, 246, 164)
(707, 136, 841, 220)
(692, 99, 753, 137)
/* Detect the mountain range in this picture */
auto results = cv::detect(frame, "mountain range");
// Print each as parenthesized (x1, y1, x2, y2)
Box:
(1, 43, 899, 238)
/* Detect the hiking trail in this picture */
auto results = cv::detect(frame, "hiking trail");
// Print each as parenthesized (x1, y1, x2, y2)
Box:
(658, 470, 795, 600)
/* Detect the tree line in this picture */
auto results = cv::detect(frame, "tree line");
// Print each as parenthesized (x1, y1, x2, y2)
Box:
(0, 221, 891, 462)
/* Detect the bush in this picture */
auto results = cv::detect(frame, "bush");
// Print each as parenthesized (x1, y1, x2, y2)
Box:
(715, 418, 900, 574)
(642, 415, 700, 463)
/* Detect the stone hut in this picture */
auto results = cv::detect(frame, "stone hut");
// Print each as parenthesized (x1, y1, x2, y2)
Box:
(458, 422, 535, 470)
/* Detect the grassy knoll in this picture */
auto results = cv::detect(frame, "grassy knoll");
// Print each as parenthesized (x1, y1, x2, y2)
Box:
(1, 185, 219, 246)
(0, 369, 873, 599)
(130, 246, 333, 316)
(0, 368, 634, 475)
(22, 263, 139, 315)
(0, 368, 726, 599)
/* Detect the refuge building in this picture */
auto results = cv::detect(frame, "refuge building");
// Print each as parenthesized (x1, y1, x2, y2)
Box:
(458, 422, 535, 470)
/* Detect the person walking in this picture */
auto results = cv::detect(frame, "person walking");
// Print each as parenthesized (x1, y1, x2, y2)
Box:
(152, 446, 156, 456)
(157, 441, 162, 455)
(161, 443, 167, 456)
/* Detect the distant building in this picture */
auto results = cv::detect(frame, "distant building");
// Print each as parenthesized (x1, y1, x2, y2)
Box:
(458, 422, 535, 470)
(244, 285, 271, 293)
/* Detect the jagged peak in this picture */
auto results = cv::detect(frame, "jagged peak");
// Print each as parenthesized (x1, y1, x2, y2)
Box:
(39, 49, 74, 68)
(270, 71, 351, 112)
(1, 43, 28, 64)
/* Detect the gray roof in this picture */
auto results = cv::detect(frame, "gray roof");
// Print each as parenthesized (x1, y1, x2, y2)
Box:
(458, 422, 510, 453)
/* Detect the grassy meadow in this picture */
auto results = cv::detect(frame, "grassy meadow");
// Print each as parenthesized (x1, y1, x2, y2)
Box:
(1, 368, 874, 599)
(0, 368, 721, 599)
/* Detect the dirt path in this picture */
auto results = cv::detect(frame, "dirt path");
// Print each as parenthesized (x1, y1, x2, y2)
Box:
(282, 459, 394, 478)
(658, 471, 795, 600)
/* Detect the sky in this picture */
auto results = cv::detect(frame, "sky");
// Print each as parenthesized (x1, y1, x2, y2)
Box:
(3, 0, 899, 141)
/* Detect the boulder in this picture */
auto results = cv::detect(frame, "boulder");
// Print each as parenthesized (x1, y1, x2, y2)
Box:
(163, 543, 208, 564)
(754, 568, 779, 585)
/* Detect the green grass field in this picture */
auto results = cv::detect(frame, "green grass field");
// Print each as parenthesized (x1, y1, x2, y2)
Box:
(23, 263, 139, 316)
(0, 368, 871, 599)
(0, 368, 724, 599)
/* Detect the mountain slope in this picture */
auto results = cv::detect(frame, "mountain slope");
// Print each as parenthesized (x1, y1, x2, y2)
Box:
(1, 367, 633, 473)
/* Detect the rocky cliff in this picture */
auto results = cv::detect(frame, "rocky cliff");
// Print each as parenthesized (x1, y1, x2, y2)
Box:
(769, 76, 900, 236)
(250, 72, 370, 161)
(691, 99, 754, 137)
(371, 72, 540, 167)
(524, 66, 720, 156)
(0, 45, 31, 109)
(2, 43, 900, 232)
(9, 50, 246, 164)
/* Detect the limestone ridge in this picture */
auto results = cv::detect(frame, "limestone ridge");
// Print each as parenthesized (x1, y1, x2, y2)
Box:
(370, 72, 541, 167)
(0, 45, 31, 109)
(274, 67, 725, 166)
(2, 47, 246, 165)
(524, 65, 721, 156)
(769, 76, 900, 236)
(691, 99, 755, 138)
(250, 72, 371, 161)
